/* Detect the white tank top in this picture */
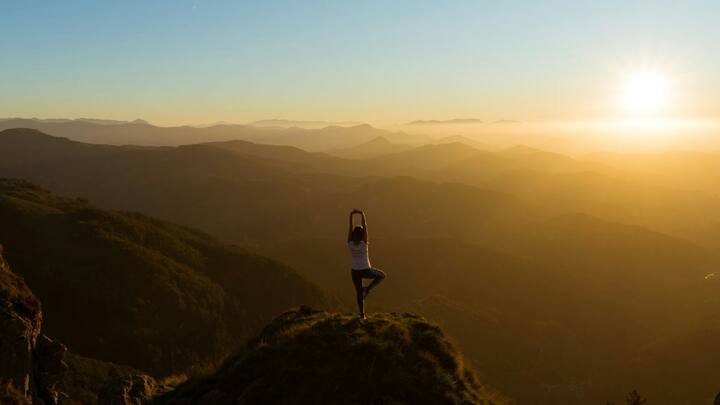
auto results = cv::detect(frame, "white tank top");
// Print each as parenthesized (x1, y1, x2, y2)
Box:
(349, 241, 371, 270)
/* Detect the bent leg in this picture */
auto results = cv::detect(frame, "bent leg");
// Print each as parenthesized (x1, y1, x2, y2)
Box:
(351, 271, 365, 315)
(365, 267, 386, 294)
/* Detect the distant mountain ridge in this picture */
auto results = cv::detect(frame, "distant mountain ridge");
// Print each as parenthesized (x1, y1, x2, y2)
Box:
(0, 118, 428, 150)
(249, 119, 363, 128)
(434, 135, 494, 150)
(328, 136, 415, 159)
(408, 118, 483, 125)
(0, 117, 148, 125)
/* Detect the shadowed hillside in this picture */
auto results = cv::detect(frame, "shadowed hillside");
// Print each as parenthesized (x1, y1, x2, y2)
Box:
(0, 179, 333, 375)
(156, 306, 506, 405)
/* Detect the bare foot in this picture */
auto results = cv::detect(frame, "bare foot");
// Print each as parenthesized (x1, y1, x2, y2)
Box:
(363, 286, 369, 299)
(359, 313, 367, 320)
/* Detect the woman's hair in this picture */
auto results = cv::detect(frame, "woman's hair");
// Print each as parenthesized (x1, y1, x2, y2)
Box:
(351, 226, 365, 243)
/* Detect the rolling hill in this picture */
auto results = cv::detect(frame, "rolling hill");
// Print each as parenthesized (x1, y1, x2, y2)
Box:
(0, 179, 333, 375)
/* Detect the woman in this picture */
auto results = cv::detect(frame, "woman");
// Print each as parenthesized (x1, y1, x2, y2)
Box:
(348, 209, 386, 320)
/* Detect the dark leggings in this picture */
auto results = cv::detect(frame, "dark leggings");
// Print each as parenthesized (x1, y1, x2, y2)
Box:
(351, 268, 386, 315)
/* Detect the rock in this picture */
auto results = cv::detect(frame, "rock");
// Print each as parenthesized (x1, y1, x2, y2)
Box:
(0, 380, 30, 404)
(0, 250, 67, 404)
(34, 335, 68, 404)
(97, 374, 158, 405)
(0, 251, 42, 402)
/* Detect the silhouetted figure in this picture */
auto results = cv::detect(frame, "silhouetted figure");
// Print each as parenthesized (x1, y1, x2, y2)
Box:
(348, 209, 386, 320)
(715, 391, 720, 405)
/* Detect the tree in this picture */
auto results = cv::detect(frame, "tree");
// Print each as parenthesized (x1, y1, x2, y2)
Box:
(606, 390, 647, 405)
(625, 390, 647, 405)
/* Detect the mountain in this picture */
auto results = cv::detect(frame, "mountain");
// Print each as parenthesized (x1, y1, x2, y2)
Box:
(0, 118, 265, 146)
(0, 119, 429, 150)
(0, 117, 144, 126)
(249, 119, 362, 129)
(248, 124, 431, 151)
(201, 138, 349, 170)
(366, 142, 484, 173)
(434, 135, 494, 150)
(408, 118, 483, 125)
(328, 136, 414, 159)
(364, 142, 594, 180)
(586, 150, 720, 194)
(3, 128, 720, 403)
(0, 179, 333, 375)
(155, 306, 506, 404)
(354, 142, 720, 249)
(0, 129, 522, 245)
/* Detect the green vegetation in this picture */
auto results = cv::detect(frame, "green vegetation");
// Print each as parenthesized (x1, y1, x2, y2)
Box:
(0, 247, 40, 320)
(60, 352, 138, 405)
(0, 179, 333, 376)
(157, 306, 505, 405)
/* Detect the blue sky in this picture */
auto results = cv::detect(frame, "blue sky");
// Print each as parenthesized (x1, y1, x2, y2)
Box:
(1, 0, 718, 125)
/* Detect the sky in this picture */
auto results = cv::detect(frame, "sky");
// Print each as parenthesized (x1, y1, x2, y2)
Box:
(1, 0, 718, 126)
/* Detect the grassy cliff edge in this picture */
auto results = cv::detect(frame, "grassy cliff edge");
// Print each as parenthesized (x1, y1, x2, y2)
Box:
(158, 306, 506, 404)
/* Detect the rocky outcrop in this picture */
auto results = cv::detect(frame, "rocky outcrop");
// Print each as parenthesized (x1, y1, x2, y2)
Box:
(155, 306, 507, 404)
(0, 248, 67, 404)
(34, 336, 68, 404)
(97, 374, 158, 405)
(0, 249, 42, 401)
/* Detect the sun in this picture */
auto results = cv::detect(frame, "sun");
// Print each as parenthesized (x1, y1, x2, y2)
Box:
(620, 70, 671, 115)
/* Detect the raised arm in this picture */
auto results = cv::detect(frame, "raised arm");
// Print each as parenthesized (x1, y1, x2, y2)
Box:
(360, 211, 368, 242)
(347, 210, 355, 242)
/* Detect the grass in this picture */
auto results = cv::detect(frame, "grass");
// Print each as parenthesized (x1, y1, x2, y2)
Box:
(60, 353, 139, 405)
(0, 246, 40, 319)
(155, 306, 507, 405)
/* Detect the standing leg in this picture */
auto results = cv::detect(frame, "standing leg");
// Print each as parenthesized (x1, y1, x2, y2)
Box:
(351, 271, 365, 317)
(365, 268, 386, 295)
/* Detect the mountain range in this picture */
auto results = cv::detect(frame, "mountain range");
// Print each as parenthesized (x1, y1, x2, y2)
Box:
(0, 119, 429, 150)
(1, 126, 719, 403)
(407, 118, 484, 125)
(248, 119, 363, 128)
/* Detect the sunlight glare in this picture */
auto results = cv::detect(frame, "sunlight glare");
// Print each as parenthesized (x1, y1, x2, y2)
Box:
(620, 70, 671, 115)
